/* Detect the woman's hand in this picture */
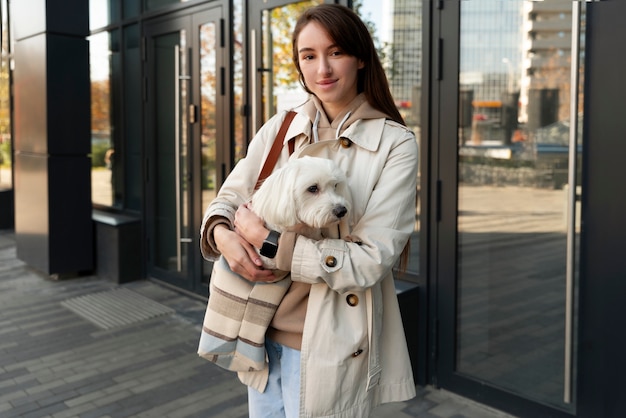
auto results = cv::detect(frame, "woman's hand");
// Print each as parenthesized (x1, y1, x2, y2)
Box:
(234, 203, 269, 249)
(213, 224, 275, 282)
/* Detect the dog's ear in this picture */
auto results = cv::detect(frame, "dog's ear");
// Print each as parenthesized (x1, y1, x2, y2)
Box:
(268, 164, 300, 227)
(332, 166, 351, 208)
(253, 163, 300, 228)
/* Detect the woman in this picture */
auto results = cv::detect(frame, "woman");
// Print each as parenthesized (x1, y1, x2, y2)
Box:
(200, 4, 417, 417)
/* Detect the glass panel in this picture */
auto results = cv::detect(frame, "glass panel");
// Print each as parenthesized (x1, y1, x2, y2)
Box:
(124, 24, 142, 211)
(233, 0, 245, 162)
(260, 1, 320, 123)
(0, 0, 12, 190)
(123, 0, 141, 19)
(200, 22, 217, 223)
(456, 0, 583, 410)
(200, 17, 218, 285)
(89, 31, 114, 206)
(357, 0, 423, 275)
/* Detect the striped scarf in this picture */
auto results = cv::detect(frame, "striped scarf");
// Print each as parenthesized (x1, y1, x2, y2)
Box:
(198, 256, 290, 371)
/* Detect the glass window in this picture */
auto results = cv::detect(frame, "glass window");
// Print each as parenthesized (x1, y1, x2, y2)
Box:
(0, 0, 11, 190)
(456, 0, 584, 410)
(233, 0, 245, 161)
(357, 0, 423, 276)
(123, 0, 141, 19)
(123, 24, 142, 211)
(90, 31, 114, 207)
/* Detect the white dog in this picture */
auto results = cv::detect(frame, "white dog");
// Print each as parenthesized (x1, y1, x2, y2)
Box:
(250, 156, 351, 268)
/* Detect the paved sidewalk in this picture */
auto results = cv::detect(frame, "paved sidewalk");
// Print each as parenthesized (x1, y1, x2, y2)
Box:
(0, 230, 513, 418)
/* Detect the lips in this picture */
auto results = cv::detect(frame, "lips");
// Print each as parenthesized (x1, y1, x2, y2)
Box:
(317, 79, 337, 86)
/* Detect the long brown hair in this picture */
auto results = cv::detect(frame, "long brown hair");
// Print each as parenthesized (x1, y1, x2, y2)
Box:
(292, 4, 405, 126)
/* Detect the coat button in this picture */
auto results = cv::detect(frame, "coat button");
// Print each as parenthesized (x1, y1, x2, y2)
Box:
(325, 256, 337, 267)
(346, 294, 359, 306)
(339, 138, 352, 148)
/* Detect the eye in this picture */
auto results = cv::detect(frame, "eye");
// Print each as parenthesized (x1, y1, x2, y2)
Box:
(330, 49, 344, 57)
(307, 185, 319, 194)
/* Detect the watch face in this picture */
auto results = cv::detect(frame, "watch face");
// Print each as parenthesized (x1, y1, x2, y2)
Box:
(260, 230, 280, 258)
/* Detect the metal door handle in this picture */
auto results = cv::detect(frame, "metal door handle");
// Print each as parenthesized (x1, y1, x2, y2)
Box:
(251, 29, 258, 133)
(564, 1, 582, 405)
(174, 45, 192, 272)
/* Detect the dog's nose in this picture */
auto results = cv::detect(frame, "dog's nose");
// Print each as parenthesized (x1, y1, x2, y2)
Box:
(333, 205, 347, 219)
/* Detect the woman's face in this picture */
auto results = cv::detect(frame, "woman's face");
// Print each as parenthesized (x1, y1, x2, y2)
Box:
(296, 21, 364, 121)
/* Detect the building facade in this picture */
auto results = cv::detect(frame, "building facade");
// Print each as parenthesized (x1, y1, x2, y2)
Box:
(2, 0, 626, 417)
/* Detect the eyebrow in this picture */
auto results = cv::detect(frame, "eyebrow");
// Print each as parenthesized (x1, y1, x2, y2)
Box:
(298, 44, 340, 54)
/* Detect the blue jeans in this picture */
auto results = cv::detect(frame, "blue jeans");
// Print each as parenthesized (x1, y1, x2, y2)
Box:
(248, 339, 301, 418)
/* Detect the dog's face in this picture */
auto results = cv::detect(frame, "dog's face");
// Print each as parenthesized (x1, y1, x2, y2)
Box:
(252, 156, 351, 231)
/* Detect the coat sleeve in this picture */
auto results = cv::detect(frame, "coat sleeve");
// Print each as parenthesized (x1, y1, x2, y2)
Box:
(199, 112, 289, 260)
(288, 125, 418, 294)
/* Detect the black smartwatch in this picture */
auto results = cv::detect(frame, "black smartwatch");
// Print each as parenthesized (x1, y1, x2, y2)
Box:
(260, 230, 281, 259)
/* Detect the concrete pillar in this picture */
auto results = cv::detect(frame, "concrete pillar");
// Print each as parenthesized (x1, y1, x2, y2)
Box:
(11, 0, 92, 275)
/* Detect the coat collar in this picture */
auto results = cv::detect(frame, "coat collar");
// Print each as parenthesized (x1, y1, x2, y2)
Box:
(283, 94, 388, 152)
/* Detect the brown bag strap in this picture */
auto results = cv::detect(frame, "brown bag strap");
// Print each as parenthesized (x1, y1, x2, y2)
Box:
(255, 110, 297, 190)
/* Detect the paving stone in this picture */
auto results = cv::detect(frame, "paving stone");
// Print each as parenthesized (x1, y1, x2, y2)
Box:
(0, 230, 518, 418)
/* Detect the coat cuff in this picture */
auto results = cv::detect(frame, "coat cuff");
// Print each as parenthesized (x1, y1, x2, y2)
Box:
(274, 231, 297, 272)
(200, 216, 232, 260)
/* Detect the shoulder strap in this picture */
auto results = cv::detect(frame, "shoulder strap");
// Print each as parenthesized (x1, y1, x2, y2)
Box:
(255, 110, 297, 190)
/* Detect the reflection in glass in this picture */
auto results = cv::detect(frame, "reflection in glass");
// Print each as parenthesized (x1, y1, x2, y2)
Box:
(233, 0, 245, 162)
(90, 31, 114, 207)
(200, 22, 217, 217)
(0, 0, 12, 190)
(456, 1, 583, 410)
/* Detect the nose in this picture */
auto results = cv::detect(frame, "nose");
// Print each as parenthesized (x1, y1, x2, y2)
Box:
(333, 205, 347, 219)
(318, 57, 331, 75)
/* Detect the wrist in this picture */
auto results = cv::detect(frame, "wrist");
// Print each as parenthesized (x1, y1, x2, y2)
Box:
(212, 223, 231, 249)
(251, 225, 270, 249)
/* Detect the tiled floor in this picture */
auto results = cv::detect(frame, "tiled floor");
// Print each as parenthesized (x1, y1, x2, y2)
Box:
(0, 230, 514, 417)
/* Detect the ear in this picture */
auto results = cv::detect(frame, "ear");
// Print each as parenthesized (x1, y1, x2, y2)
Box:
(256, 164, 301, 228)
(332, 166, 352, 211)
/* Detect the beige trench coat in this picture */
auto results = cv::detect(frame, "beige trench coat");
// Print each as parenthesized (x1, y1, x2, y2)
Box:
(200, 107, 418, 417)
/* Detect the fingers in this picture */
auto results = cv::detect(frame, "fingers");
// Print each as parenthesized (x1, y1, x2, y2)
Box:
(228, 252, 276, 283)
(214, 214, 276, 283)
(234, 205, 267, 249)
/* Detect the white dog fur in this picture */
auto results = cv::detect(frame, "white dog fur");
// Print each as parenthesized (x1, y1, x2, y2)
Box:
(249, 156, 351, 269)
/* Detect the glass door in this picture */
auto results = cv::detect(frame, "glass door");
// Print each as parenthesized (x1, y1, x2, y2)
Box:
(144, 5, 228, 294)
(436, 1, 585, 416)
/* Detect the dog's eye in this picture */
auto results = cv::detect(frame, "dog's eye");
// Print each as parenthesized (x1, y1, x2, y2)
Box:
(307, 185, 319, 193)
